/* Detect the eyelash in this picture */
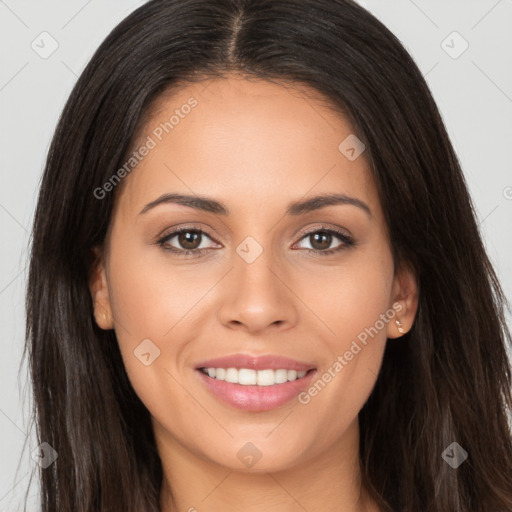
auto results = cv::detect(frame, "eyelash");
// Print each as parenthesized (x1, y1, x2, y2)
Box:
(156, 224, 355, 258)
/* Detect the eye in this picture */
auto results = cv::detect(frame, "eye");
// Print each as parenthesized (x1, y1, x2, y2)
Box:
(294, 226, 355, 255)
(156, 225, 220, 256)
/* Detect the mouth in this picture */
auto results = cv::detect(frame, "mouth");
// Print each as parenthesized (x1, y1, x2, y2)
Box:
(197, 366, 315, 386)
(194, 354, 318, 411)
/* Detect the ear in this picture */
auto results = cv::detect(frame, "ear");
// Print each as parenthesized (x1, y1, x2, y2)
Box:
(89, 246, 114, 330)
(386, 261, 419, 339)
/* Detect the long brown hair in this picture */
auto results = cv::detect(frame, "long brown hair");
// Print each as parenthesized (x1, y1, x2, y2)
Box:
(24, 0, 512, 510)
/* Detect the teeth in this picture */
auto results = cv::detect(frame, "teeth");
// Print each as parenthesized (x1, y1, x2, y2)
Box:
(239, 368, 257, 385)
(274, 369, 288, 384)
(225, 368, 238, 383)
(200, 367, 308, 385)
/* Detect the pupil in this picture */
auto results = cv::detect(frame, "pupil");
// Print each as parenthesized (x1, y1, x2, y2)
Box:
(311, 232, 331, 250)
(179, 231, 200, 249)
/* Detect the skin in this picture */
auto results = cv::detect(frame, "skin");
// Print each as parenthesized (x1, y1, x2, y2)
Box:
(90, 74, 418, 512)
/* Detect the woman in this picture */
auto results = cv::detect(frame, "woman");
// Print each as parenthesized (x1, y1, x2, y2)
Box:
(24, 0, 512, 511)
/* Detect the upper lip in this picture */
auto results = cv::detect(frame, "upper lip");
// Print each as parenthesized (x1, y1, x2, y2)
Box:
(195, 353, 316, 372)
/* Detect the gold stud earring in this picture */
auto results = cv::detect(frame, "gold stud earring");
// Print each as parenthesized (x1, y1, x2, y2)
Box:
(395, 319, 405, 334)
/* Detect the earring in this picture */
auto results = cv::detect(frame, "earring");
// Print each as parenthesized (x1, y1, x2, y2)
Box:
(395, 319, 405, 334)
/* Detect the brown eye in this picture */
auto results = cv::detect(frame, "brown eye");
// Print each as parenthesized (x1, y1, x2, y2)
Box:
(177, 230, 202, 250)
(309, 231, 333, 250)
(295, 227, 355, 255)
(157, 227, 220, 256)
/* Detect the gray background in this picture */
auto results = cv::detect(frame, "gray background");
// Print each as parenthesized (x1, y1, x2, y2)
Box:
(1, 0, 511, 510)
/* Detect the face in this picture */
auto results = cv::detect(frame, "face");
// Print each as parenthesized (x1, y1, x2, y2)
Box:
(90, 74, 418, 473)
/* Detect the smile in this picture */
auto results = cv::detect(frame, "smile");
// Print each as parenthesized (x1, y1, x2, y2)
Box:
(196, 367, 317, 411)
(200, 367, 309, 386)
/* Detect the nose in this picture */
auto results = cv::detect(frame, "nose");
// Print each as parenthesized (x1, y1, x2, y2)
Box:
(217, 246, 299, 335)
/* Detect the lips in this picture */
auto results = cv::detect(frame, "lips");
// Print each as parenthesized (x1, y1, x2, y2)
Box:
(194, 353, 318, 411)
(195, 353, 316, 372)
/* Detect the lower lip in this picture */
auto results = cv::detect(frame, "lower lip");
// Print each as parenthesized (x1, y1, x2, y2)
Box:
(196, 369, 317, 412)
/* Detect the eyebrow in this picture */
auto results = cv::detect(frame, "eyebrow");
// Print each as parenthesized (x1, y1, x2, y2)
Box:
(139, 192, 372, 218)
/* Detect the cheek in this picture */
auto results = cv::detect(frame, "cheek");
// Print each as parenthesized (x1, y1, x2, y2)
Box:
(301, 243, 394, 342)
(106, 235, 208, 341)
(104, 239, 231, 419)
(104, 242, 191, 406)
(296, 243, 394, 410)
(106, 273, 195, 433)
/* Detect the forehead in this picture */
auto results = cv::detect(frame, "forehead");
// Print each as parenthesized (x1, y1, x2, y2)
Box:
(116, 75, 378, 219)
